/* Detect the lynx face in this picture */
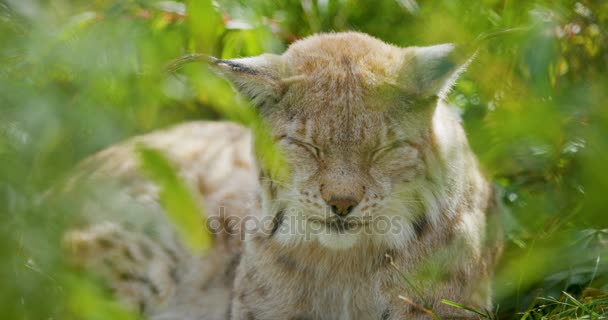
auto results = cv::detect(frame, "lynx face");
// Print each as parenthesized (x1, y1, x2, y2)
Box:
(214, 32, 467, 250)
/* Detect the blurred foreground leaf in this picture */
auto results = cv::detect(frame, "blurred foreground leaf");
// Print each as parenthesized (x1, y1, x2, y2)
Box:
(64, 273, 140, 320)
(137, 146, 212, 252)
(190, 64, 291, 183)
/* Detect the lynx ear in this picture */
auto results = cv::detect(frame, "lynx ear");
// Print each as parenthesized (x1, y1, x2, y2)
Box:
(403, 44, 471, 99)
(210, 54, 284, 107)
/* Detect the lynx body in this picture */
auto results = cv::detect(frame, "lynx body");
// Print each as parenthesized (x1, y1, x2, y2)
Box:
(65, 32, 501, 320)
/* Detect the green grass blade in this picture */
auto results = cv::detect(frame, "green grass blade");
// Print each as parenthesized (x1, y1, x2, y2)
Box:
(385, 254, 429, 307)
(562, 291, 600, 318)
(440, 299, 490, 318)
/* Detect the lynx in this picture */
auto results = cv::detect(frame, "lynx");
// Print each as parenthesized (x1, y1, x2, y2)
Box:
(64, 32, 502, 320)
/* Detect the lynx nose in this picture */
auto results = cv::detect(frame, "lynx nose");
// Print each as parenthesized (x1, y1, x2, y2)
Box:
(326, 197, 359, 216)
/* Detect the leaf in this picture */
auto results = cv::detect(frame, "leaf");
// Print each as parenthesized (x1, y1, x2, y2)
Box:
(192, 68, 291, 184)
(137, 145, 212, 252)
(64, 273, 140, 320)
(186, 0, 223, 53)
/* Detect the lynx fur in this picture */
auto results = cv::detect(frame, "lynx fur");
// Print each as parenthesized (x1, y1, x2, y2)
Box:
(64, 32, 502, 320)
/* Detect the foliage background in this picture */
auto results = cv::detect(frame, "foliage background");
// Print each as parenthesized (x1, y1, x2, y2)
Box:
(1, 0, 607, 319)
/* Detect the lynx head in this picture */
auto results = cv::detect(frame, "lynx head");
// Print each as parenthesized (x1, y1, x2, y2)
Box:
(213, 32, 469, 250)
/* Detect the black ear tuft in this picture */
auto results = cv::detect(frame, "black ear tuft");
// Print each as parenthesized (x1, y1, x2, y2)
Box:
(211, 58, 262, 76)
(210, 54, 284, 108)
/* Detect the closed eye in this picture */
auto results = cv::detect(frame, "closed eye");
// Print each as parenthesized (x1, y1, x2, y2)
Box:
(284, 137, 322, 158)
(371, 141, 408, 161)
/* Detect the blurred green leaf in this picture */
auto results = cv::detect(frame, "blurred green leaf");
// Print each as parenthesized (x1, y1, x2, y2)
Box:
(64, 273, 140, 320)
(137, 146, 212, 252)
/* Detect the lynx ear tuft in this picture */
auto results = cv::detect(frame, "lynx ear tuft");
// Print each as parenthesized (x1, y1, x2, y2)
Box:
(405, 44, 472, 99)
(210, 54, 284, 108)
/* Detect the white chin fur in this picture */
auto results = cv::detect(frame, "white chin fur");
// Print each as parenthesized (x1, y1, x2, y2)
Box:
(317, 231, 359, 250)
(272, 222, 361, 250)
